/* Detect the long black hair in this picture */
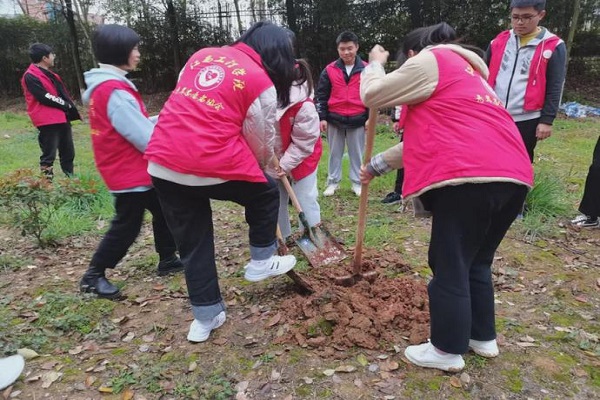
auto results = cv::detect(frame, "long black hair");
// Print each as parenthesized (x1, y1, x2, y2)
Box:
(235, 21, 296, 107)
(397, 22, 483, 66)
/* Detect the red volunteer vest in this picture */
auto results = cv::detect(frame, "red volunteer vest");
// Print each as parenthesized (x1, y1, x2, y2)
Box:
(402, 49, 533, 198)
(88, 80, 152, 191)
(145, 43, 273, 183)
(279, 100, 323, 181)
(325, 61, 368, 116)
(488, 30, 561, 111)
(21, 64, 68, 127)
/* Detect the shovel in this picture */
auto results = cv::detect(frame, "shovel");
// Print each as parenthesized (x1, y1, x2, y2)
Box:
(275, 225, 314, 294)
(336, 109, 379, 286)
(273, 158, 348, 267)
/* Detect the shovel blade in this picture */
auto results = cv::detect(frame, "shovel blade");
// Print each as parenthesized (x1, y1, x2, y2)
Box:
(295, 225, 347, 267)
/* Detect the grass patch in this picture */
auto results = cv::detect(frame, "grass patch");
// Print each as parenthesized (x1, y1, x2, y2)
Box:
(502, 367, 524, 393)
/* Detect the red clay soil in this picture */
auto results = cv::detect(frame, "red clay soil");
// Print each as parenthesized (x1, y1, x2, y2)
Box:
(273, 248, 430, 351)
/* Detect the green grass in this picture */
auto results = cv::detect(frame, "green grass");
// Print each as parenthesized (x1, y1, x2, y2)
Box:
(0, 112, 597, 248)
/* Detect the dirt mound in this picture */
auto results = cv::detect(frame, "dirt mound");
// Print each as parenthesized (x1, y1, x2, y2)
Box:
(273, 249, 430, 351)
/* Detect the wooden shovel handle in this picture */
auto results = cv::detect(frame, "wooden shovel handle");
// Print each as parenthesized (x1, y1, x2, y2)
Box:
(272, 156, 304, 213)
(353, 108, 378, 271)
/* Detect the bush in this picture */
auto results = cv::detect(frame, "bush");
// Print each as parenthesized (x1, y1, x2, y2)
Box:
(0, 169, 99, 247)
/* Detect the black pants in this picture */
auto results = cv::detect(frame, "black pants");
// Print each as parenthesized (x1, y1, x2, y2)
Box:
(421, 183, 527, 354)
(579, 135, 600, 218)
(90, 189, 177, 268)
(515, 118, 539, 163)
(152, 176, 279, 307)
(393, 169, 405, 194)
(38, 123, 75, 176)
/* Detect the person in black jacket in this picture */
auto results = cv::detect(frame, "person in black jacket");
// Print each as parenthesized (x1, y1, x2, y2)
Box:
(21, 43, 81, 179)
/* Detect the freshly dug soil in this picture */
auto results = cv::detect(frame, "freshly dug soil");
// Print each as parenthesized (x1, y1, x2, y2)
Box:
(273, 248, 430, 350)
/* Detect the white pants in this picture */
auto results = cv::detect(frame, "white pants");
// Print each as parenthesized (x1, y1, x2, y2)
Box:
(277, 169, 321, 238)
(326, 124, 365, 186)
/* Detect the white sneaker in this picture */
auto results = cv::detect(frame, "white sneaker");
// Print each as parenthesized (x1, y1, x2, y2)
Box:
(187, 311, 226, 343)
(0, 355, 25, 390)
(323, 184, 338, 197)
(351, 183, 362, 197)
(244, 255, 296, 282)
(469, 339, 499, 358)
(404, 342, 465, 372)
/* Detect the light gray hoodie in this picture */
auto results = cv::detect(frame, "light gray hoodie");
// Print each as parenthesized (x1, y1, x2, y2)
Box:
(83, 64, 155, 153)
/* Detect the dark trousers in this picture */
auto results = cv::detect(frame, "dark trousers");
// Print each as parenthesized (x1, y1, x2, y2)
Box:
(393, 168, 405, 194)
(421, 183, 527, 354)
(515, 118, 540, 163)
(38, 123, 75, 176)
(90, 189, 177, 268)
(152, 176, 279, 307)
(579, 135, 600, 218)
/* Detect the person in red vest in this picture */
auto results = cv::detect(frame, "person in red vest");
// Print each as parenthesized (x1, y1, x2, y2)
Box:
(359, 23, 534, 372)
(21, 43, 81, 179)
(145, 21, 298, 343)
(486, 0, 567, 163)
(79, 24, 183, 300)
(271, 59, 322, 240)
(316, 31, 368, 197)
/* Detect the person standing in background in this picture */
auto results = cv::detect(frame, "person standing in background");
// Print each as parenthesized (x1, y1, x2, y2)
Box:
(486, 0, 567, 163)
(316, 31, 368, 197)
(21, 43, 81, 179)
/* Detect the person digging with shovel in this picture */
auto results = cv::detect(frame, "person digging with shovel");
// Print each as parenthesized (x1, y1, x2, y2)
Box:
(359, 23, 533, 372)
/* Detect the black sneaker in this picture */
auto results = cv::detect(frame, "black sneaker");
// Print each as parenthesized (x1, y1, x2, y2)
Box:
(157, 255, 185, 276)
(381, 192, 402, 205)
(571, 215, 599, 228)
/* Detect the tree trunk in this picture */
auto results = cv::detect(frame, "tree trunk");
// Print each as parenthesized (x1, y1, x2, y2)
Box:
(407, 0, 422, 29)
(286, 0, 297, 33)
(166, 0, 182, 76)
(232, 0, 243, 35)
(566, 0, 581, 62)
(64, 0, 85, 96)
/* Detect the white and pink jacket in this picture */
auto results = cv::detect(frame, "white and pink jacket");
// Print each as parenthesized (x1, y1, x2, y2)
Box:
(360, 44, 533, 202)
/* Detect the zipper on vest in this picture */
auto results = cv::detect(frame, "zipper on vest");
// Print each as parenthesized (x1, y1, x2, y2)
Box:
(504, 39, 521, 109)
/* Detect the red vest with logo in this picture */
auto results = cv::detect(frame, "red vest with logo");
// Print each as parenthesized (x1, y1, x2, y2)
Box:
(325, 61, 368, 116)
(145, 43, 273, 183)
(279, 100, 323, 181)
(21, 64, 68, 127)
(402, 49, 533, 198)
(488, 30, 562, 111)
(88, 80, 152, 191)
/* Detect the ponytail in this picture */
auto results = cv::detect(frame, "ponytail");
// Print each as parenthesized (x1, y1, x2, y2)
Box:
(293, 58, 313, 97)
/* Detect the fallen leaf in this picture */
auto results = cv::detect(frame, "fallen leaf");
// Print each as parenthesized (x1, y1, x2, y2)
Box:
(188, 362, 197, 372)
(41, 371, 62, 388)
(213, 338, 228, 345)
(153, 284, 166, 291)
(323, 369, 335, 376)
(270, 369, 281, 381)
(142, 334, 155, 343)
(121, 388, 135, 400)
(335, 365, 357, 373)
(40, 361, 59, 370)
(357, 354, 368, 366)
(379, 360, 399, 372)
(98, 386, 113, 393)
(122, 332, 135, 343)
(69, 346, 83, 355)
(449, 376, 461, 388)
(516, 342, 539, 348)
(266, 313, 282, 327)
(17, 348, 39, 360)
(302, 377, 313, 384)
(574, 296, 588, 303)
(519, 335, 535, 343)
(85, 375, 96, 387)
(235, 381, 249, 392)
